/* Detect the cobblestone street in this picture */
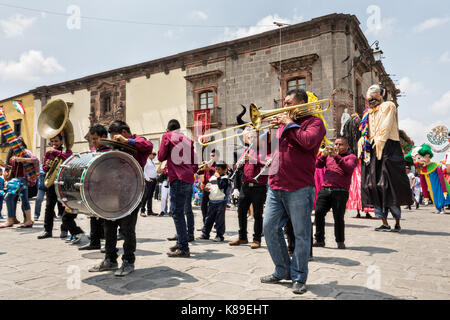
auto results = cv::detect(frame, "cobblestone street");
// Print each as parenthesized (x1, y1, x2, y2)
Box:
(0, 200, 449, 300)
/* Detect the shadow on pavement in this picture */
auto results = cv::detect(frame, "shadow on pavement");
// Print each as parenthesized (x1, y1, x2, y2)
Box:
(0, 252, 5, 255)
(347, 246, 397, 256)
(82, 266, 198, 295)
(136, 238, 165, 244)
(81, 249, 161, 260)
(307, 281, 399, 299)
(311, 256, 360, 267)
(190, 249, 234, 260)
(16, 227, 44, 234)
(397, 229, 450, 236)
(325, 222, 371, 229)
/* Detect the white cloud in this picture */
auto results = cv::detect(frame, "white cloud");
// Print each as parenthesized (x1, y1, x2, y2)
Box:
(430, 91, 450, 115)
(189, 10, 208, 21)
(0, 14, 36, 38)
(0, 50, 65, 82)
(219, 14, 303, 41)
(439, 51, 450, 63)
(365, 18, 396, 38)
(413, 17, 450, 33)
(398, 77, 426, 96)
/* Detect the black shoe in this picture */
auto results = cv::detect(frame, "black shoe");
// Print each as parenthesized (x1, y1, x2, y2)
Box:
(292, 282, 307, 294)
(59, 231, 68, 239)
(260, 274, 281, 284)
(188, 235, 195, 242)
(392, 225, 401, 233)
(37, 232, 52, 239)
(312, 241, 325, 247)
(115, 260, 135, 277)
(197, 235, 209, 240)
(337, 242, 346, 249)
(212, 236, 224, 242)
(167, 249, 190, 258)
(167, 235, 178, 241)
(117, 233, 124, 241)
(79, 243, 101, 251)
(355, 213, 361, 218)
(416, 203, 420, 210)
(375, 224, 391, 232)
(88, 259, 118, 272)
(365, 213, 373, 219)
(169, 244, 178, 252)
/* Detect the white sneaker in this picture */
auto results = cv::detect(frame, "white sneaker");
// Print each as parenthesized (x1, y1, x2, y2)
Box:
(71, 233, 87, 245)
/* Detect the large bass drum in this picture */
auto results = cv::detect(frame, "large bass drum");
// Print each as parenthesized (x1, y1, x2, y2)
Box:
(55, 150, 145, 220)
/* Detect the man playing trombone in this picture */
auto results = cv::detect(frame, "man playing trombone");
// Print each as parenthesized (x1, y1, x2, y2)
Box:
(260, 88, 326, 295)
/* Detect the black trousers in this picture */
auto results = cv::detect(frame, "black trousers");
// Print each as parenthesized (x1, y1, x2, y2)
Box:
(43, 187, 65, 233)
(237, 184, 267, 242)
(61, 211, 84, 235)
(286, 219, 313, 257)
(202, 201, 226, 239)
(141, 180, 157, 213)
(104, 207, 139, 264)
(90, 217, 104, 246)
(314, 187, 349, 243)
(201, 190, 210, 223)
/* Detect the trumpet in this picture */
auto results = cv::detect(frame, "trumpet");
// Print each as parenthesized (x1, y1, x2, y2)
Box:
(197, 159, 214, 174)
(322, 145, 338, 157)
(198, 99, 331, 147)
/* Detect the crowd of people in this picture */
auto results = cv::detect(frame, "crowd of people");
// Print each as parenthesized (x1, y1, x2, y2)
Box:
(0, 85, 449, 295)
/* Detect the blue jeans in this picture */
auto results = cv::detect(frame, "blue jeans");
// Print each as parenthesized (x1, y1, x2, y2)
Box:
(184, 191, 195, 236)
(170, 180, 193, 252)
(374, 206, 401, 220)
(0, 194, 4, 217)
(6, 179, 31, 218)
(34, 188, 46, 218)
(263, 186, 314, 284)
(202, 201, 226, 239)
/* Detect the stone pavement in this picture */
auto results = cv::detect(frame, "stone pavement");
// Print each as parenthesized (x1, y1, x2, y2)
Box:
(0, 200, 449, 300)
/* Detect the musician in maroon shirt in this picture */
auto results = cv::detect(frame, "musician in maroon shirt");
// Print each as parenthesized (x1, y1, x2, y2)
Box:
(260, 88, 326, 295)
(158, 119, 198, 258)
(229, 129, 268, 249)
(313, 137, 357, 250)
(38, 133, 73, 240)
(89, 120, 153, 276)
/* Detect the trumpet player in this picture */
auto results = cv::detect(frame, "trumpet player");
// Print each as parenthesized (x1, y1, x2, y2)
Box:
(229, 128, 268, 249)
(260, 88, 326, 295)
(38, 133, 74, 240)
(313, 137, 357, 250)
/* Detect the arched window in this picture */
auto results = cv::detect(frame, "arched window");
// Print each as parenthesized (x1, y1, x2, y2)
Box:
(287, 77, 306, 91)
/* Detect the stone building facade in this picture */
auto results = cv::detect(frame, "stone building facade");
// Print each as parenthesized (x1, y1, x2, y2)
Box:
(27, 13, 397, 161)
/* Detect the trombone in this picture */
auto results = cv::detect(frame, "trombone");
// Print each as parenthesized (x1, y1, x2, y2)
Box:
(198, 99, 331, 147)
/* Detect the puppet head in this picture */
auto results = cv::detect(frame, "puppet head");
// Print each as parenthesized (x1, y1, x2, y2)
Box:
(366, 84, 388, 108)
(405, 144, 434, 168)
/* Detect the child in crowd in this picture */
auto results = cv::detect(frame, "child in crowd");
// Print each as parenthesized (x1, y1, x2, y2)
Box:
(199, 163, 229, 242)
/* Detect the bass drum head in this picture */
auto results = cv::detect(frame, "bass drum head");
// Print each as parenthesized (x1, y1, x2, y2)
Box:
(82, 151, 144, 220)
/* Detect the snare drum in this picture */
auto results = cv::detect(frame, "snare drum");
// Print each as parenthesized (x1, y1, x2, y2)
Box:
(55, 150, 145, 220)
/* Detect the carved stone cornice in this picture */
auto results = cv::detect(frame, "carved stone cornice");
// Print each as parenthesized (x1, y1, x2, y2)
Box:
(184, 70, 223, 84)
(270, 54, 319, 73)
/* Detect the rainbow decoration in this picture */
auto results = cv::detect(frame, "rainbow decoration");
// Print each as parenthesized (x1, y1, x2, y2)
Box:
(0, 107, 39, 180)
(12, 100, 25, 115)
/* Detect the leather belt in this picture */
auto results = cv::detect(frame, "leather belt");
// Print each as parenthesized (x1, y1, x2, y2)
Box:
(323, 186, 348, 192)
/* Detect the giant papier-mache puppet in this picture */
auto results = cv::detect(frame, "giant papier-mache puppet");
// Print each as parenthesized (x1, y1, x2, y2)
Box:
(357, 84, 412, 209)
(405, 144, 450, 213)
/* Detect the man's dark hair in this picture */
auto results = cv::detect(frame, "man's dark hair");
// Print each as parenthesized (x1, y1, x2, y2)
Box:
(335, 136, 349, 144)
(215, 162, 227, 171)
(167, 119, 181, 132)
(211, 149, 220, 157)
(89, 124, 108, 137)
(286, 88, 308, 104)
(52, 133, 63, 141)
(108, 120, 131, 134)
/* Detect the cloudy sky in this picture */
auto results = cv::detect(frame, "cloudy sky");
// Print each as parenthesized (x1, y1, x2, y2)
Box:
(0, 0, 449, 159)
